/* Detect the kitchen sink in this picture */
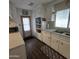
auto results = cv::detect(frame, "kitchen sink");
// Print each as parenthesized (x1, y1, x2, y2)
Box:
(55, 30, 70, 36)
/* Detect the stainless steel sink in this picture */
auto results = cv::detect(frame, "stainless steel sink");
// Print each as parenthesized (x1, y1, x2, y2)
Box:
(55, 30, 70, 36)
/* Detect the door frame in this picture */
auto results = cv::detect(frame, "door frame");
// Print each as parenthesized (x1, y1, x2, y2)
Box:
(21, 16, 32, 38)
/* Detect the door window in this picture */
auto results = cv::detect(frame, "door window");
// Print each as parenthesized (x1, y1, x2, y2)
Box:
(23, 17, 30, 31)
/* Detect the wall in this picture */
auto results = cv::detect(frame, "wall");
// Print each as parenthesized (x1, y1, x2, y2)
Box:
(9, 2, 23, 37)
(9, 2, 32, 37)
(10, 0, 65, 37)
(31, 0, 64, 37)
(45, 0, 64, 21)
(31, 4, 46, 36)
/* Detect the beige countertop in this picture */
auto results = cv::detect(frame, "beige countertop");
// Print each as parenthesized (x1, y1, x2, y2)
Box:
(42, 29, 70, 42)
(9, 19, 17, 28)
(9, 32, 25, 49)
(42, 29, 70, 38)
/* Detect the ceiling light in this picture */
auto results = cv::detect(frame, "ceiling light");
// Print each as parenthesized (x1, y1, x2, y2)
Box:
(28, 2, 34, 6)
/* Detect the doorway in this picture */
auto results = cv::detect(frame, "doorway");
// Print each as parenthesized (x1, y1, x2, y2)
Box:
(21, 16, 31, 38)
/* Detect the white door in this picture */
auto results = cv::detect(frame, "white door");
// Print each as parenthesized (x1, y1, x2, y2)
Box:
(22, 16, 31, 38)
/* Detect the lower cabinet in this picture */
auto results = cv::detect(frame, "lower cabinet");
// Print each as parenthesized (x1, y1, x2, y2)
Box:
(9, 45, 26, 59)
(50, 32, 70, 59)
(58, 40, 70, 59)
(37, 31, 69, 59)
(42, 31, 51, 46)
(37, 33, 43, 41)
(50, 37, 59, 52)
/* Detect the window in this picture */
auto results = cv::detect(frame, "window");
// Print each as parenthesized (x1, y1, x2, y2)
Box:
(55, 9, 70, 28)
(23, 18, 30, 31)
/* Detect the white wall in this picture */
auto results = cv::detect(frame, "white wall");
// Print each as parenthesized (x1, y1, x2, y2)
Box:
(31, 4, 46, 36)
(31, 0, 64, 37)
(31, 4, 55, 36)
(9, 2, 32, 37)
(9, 0, 64, 37)
(45, 0, 64, 21)
(9, 2, 23, 37)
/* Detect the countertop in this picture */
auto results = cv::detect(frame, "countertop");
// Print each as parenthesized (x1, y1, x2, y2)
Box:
(42, 29, 70, 42)
(43, 29, 70, 37)
(9, 32, 25, 49)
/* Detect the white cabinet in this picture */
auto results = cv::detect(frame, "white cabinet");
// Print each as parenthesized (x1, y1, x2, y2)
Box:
(37, 31, 70, 59)
(37, 32, 43, 41)
(50, 33, 59, 52)
(45, 34, 51, 46)
(58, 40, 70, 59)
(42, 31, 51, 46)
(9, 45, 26, 59)
(50, 32, 70, 59)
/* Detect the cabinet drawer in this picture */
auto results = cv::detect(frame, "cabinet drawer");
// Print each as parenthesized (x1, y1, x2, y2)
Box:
(59, 40, 70, 59)
(42, 31, 50, 36)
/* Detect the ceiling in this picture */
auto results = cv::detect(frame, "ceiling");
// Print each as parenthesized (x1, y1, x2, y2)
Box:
(9, 0, 55, 10)
(10, 0, 65, 10)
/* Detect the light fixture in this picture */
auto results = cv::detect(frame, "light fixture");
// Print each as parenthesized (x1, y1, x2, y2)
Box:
(28, 2, 34, 6)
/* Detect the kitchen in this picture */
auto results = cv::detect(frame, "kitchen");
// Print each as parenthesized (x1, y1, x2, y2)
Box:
(9, 0, 70, 59)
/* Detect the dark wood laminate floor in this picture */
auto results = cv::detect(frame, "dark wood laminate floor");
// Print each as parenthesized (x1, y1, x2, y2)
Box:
(24, 37, 49, 59)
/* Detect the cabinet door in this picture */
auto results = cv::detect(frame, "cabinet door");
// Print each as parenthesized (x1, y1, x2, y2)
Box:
(45, 32, 50, 45)
(51, 38, 59, 51)
(50, 35, 59, 51)
(37, 33, 42, 41)
(42, 32, 46, 42)
(45, 35, 51, 46)
(39, 34, 43, 41)
(42, 31, 51, 46)
(41, 31, 45, 42)
(59, 40, 70, 59)
(36, 33, 39, 39)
